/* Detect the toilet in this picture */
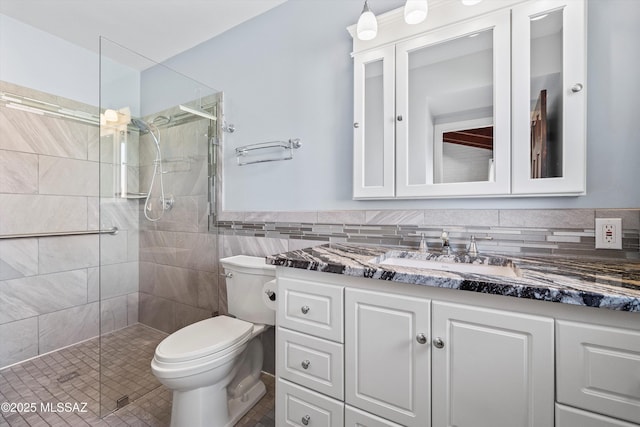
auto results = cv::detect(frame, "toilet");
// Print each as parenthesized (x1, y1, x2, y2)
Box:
(150, 255, 276, 427)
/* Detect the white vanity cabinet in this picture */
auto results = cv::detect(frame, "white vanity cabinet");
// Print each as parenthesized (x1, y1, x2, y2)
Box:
(276, 276, 346, 427)
(350, 0, 586, 199)
(556, 321, 640, 425)
(431, 301, 555, 427)
(344, 289, 431, 427)
(275, 267, 640, 427)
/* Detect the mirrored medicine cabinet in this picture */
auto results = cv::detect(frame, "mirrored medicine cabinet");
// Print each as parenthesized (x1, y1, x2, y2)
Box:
(348, 0, 586, 199)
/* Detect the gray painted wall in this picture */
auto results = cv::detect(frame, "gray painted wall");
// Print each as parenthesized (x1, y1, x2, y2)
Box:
(152, 0, 640, 211)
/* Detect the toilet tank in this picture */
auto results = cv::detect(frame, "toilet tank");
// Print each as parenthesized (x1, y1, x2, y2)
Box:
(220, 255, 276, 325)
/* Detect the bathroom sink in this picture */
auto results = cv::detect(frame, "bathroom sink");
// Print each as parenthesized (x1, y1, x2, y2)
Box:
(370, 250, 519, 278)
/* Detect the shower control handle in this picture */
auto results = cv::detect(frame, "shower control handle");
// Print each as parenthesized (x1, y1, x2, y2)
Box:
(220, 272, 233, 278)
(301, 360, 310, 370)
(302, 415, 311, 425)
(301, 305, 310, 315)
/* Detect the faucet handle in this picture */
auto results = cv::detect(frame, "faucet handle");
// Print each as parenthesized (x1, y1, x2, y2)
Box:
(467, 235, 493, 256)
(408, 232, 428, 253)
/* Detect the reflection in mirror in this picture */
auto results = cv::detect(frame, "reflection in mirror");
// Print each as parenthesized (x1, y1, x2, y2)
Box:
(530, 9, 563, 179)
(407, 29, 494, 185)
(364, 59, 385, 187)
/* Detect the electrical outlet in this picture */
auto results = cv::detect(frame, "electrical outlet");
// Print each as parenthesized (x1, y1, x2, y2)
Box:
(595, 218, 622, 249)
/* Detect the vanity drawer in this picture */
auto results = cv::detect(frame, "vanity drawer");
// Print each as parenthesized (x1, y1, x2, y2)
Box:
(278, 277, 344, 342)
(277, 327, 344, 400)
(557, 320, 640, 424)
(277, 378, 344, 427)
(556, 404, 639, 427)
(345, 405, 404, 427)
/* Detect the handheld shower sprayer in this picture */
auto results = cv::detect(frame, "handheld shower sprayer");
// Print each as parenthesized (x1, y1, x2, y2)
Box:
(130, 118, 173, 222)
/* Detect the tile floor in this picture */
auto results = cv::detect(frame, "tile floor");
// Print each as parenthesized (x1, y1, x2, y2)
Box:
(0, 324, 275, 426)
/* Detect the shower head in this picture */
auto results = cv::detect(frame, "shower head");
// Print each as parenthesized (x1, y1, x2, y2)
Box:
(130, 117, 152, 133)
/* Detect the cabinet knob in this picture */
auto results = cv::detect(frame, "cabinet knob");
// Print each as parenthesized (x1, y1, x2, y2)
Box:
(397, 115, 403, 122)
(301, 359, 311, 370)
(302, 415, 311, 425)
(416, 333, 427, 344)
(571, 83, 584, 93)
(301, 305, 310, 314)
(353, 122, 360, 128)
(433, 337, 445, 349)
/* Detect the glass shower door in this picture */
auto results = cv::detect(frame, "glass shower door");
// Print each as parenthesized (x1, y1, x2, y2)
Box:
(99, 37, 221, 418)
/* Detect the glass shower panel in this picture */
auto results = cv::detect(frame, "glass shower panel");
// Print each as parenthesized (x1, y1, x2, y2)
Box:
(99, 38, 220, 417)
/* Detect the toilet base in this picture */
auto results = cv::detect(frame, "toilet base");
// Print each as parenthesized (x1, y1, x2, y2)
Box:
(226, 380, 267, 427)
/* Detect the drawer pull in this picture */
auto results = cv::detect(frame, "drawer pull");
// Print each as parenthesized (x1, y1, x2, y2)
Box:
(301, 305, 310, 314)
(433, 337, 445, 349)
(301, 359, 311, 370)
(416, 333, 427, 344)
(302, 415, 311, 425)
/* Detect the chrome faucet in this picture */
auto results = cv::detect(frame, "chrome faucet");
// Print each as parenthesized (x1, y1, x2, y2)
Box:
(467, 235, 494, 256)
(409, 232, 428, 253)
(440, 231, 453, 255)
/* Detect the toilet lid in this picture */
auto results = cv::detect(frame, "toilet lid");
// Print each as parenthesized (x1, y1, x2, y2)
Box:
(155, 316, 253, 363)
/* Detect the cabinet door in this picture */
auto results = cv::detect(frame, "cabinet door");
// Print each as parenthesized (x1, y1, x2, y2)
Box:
(431, 301, 554, 427)
(395, 9, 511, 198)
(511, 0, 586, 195)
(556, 320, 640, 425)
(353, 46, 395, 199)
(345, 288, 430, 427)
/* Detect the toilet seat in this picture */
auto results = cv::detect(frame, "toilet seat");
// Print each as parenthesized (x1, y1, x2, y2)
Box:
(155, 316, 253, 364)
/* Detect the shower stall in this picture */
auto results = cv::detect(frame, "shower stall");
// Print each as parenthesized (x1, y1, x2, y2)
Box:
(98, 38, 222, 417)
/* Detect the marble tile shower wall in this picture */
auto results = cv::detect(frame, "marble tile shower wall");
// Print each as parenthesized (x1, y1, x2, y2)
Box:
(137, 112, 218, 334)
(0, 82, 139, 369)
(216, 208, 640, 261)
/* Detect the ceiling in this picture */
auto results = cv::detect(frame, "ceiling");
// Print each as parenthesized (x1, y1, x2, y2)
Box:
(0, 0, 288, 68)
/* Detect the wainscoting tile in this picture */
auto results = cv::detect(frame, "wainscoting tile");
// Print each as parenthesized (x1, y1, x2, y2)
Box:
(127, 229, 139, 262)
(197, 271, 220, 313)
(99, 231, 128, 266)
(100, 198, 139, 231)
(0, 238, 38, 280)
(139, 293, 175, 333)
(88, 267, 99, 303)
(318, 210, 366, 225)
(127, 292, 139, 325)
(147, 264, 200, 307)
(0, 270, 87, 324)
(165, 156, 208, 197)
(0, 107, 88, 160)
(100, 262, 139, 299)
(217, 211, 245, 222)
(423, 209, 500, 227)
(365, 210, 424, 225)
(244, 211, 318, 224)
(38, 235, 99, 274)
(39, 302, 99, 353)
(153, 196, 199, 232)
(288, 239, 326, 251)
(175, 232, 216, 272)
(499, 209, 595, 229)
(0, 317, 38, 369)
(88, 197, 99, 230)
(39, 156, 99, 197)
(139, 230, 176, 265)
(100, 295, 128, 334)
(0, 194, 87, 235)
(0, 150, 38, 194)
(596, 209, 640, 230)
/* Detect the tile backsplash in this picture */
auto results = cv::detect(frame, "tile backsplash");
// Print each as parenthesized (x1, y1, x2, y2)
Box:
(217, 208, 640, 260)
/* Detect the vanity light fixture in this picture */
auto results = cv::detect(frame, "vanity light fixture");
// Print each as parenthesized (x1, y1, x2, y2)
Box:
(404, 0, 428, 25)
(461, 0, 482, 5)
(356, 0, 378, 41)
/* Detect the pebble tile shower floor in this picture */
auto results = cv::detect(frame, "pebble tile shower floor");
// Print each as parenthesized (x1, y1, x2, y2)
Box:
(0, 324, 275, 426)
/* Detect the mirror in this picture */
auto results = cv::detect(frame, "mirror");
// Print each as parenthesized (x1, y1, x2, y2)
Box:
(530, 9, 563, 179)
(364, 59, 385, 187)
(406, 28, 494, 185)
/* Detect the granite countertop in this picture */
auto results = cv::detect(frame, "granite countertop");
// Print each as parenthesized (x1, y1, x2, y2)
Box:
(266, 243, 640, 312)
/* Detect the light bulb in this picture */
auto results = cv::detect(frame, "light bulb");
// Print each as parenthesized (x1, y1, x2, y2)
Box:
(461, 0, 482, 5)
(404, 0, 428, 25)
(357, 0, 378, 41)
(104, 109, 118, 122)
